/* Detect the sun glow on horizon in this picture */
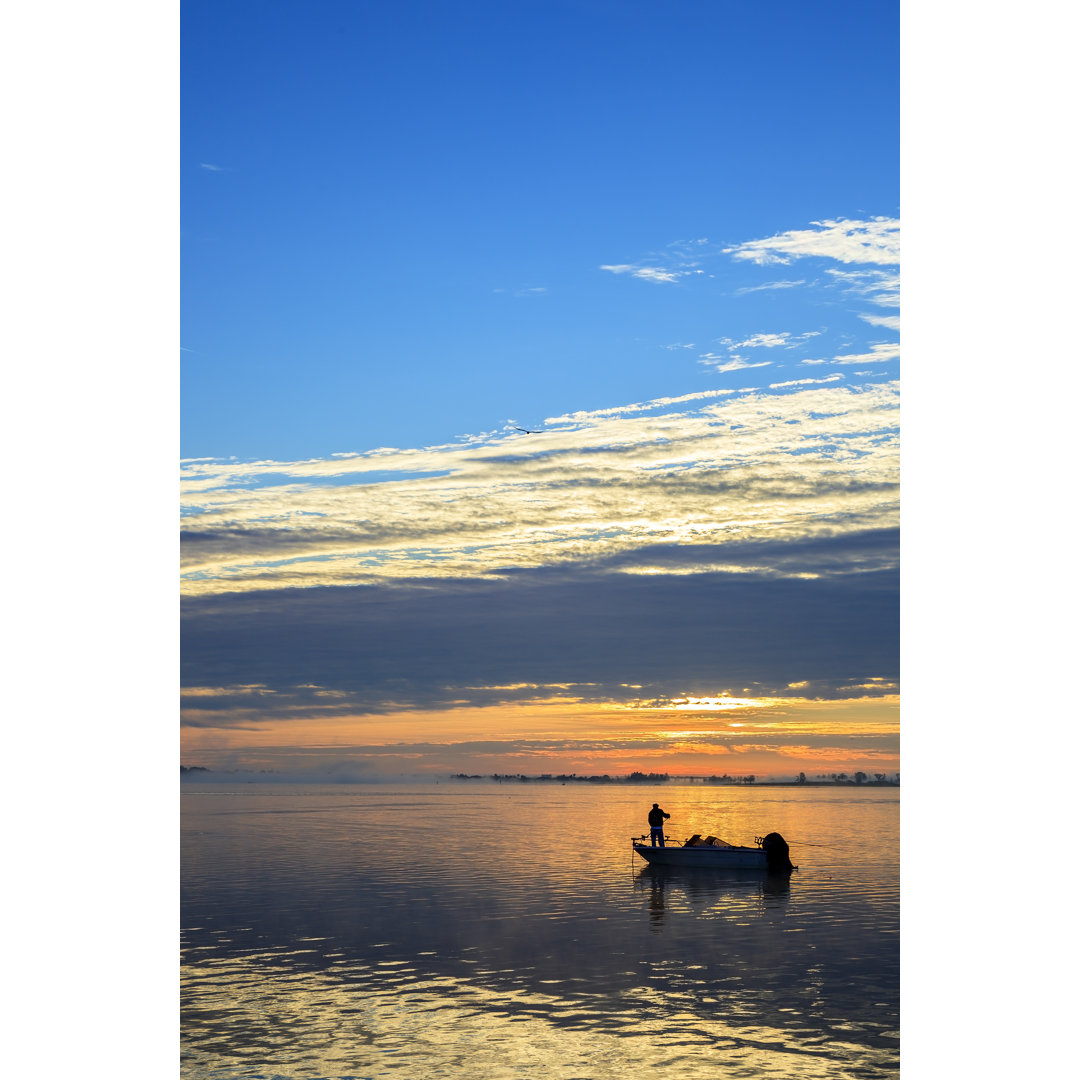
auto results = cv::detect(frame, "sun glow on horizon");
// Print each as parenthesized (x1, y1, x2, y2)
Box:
(669, 696, 769, 711)
(180, 691, 899, 780)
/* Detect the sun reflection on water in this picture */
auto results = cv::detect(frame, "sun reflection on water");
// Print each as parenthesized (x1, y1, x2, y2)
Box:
(183, 949, 891, 1080)
(182, 783, 898, 1079)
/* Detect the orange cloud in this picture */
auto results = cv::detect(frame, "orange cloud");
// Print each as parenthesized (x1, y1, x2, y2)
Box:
(181, 694, 898, 780)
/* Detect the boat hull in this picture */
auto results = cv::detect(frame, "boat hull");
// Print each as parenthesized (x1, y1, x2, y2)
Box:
(633, 843, 767, 869)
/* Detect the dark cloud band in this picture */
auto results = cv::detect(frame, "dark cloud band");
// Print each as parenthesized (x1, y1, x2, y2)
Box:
(182, 530, 898, 722)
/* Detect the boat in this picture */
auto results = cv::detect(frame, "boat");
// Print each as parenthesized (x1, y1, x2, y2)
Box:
(632, 831, 795, 871)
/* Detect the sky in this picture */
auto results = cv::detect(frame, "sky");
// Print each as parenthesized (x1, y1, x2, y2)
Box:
(180, 0, 900, 781)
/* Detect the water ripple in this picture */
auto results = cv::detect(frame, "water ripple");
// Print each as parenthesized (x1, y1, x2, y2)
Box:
(182, 784, 898, 1078)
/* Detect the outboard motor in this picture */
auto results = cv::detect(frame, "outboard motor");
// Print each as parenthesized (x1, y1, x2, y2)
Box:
(760, 832, 796, 872)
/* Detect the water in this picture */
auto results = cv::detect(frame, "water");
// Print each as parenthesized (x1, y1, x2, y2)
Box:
(181, 783, 899, 1079)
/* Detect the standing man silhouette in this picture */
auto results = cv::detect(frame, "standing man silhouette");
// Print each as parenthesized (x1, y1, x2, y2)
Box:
(648, 802, 670, 847)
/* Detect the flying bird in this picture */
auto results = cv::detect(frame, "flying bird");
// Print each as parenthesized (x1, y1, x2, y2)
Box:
(515, 426, 542, 434)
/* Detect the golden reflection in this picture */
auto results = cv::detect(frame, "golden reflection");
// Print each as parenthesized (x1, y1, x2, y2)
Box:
(182, 951, 880, 1079)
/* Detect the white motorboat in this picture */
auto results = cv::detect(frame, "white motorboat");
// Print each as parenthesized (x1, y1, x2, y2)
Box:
(632, 831, 795, 871)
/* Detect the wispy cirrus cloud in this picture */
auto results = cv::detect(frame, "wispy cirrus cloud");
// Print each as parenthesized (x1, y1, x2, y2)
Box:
(696, 354, 773, 373)
(598, 221, 899, 385)
(546, 388, 735, 424)
(724, 217, 899, 267)
(798, 343, 900, 368)
(718, 331, 823, 350)
(600, 218, 898, 296)
(734, 279, 807, 295)
(769, 375, 844, 389)
(595, 219, 900, 381)
(860, 313, 901, 331)
(697, 329, 826, 374)
(830, 343, 901, 366)
(600, 263, 701, 284)
(730, 333, 791, 349)
(826, 267, 900, 307)
(600, 238, 710, 284)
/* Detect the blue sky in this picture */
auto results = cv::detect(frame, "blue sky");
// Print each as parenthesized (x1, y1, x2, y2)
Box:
(182, 0, 898, 461)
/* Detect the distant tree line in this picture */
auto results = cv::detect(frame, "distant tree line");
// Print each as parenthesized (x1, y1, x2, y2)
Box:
(812, 772, 899, 785)
(452, 772, 670, 784)
(450, 771, 899, 786)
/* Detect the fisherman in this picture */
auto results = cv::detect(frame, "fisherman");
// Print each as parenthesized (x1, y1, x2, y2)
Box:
(647, 803, 670, 847)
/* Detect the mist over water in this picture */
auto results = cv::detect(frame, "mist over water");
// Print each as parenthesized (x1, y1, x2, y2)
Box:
(181, 783, 899, 1078)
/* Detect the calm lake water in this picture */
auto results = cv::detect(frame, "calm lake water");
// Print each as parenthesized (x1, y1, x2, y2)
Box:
(181, 783, 899, 1079)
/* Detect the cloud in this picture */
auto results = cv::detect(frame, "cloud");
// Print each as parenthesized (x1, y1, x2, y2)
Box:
(600, 218, 897, 312)
(724, 217, 899, 267)
(180, 382, 900, 766)
(734, 279, 807, 295)
(600, 263, 692, 284)
(182, 532, 899, 721)
(181, 382, 899, 598)
(717, 331, 823, 351)
(860, 314, 901, 331)
(182, 708, 899, 778)
(798, 342, 899, 368)
(545, 387, 735, 424)
(600, 240, 709, 284)
(769, 375, 844, 388)
(199, 162, 225, 171)
(826, 268, 900, 308)
(696, 354, 772, 373)
(831, 343, 901, 365)
(730, 333, 791, 349)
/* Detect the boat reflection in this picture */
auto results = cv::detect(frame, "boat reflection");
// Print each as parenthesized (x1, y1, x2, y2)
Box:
(636, 864, 791, 931)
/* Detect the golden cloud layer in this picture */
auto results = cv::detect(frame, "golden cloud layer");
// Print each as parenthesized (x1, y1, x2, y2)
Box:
(181, 382, 898, 596)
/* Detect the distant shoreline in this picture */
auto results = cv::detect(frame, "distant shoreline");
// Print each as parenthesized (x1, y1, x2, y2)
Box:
(181, 766, 898, 788)
(448, 776, 899, 788)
